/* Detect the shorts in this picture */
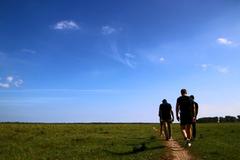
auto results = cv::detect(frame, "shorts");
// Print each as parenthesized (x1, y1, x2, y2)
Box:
(180, 115, 192, 125)
(161, 120, 172, 124)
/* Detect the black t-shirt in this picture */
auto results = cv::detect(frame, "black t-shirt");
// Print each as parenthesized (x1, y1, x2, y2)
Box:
(177, 96, 194, 117)
(159, 103, 172, 120)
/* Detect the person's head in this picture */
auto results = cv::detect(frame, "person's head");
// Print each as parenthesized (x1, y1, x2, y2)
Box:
(190, 95, 194, 100)
(180, 89, 187, 95)
(162, 99, 167, 103)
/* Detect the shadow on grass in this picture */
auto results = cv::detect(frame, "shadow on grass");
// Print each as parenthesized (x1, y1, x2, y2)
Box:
(105, 144, 165, 155)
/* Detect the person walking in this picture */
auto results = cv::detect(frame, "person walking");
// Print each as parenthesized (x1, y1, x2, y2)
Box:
(176, 89, 195, 147)
(190, 95, 199, 139)
(159, 99, 174, 140)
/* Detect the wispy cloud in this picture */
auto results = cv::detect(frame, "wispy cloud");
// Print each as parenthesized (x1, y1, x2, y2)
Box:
(216, 66, 229, 74)
(217, 37, 233, 45)
(101, 25, 116, 35)
(145, 54, 166, 64)
(201, 64, 209, 71)
(124, 53, 136, 68)
(0, 83, 10, 88)
(159, 57, 165, 63)
(6, 76, 14, 83)
(14, 79, 24, 87)
(54, 20, 79, 30)
(125, 53, 135, 59)
(21, 49, 36, 54)
(200, 64, 229, 74)
(0, 76, 24, 89)
(0, 50, 34, 68)
(102, 26, 135, 68)
(109, 43, 136, 68)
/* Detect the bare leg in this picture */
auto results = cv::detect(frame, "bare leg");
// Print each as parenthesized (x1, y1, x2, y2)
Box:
(180, 125, 188, 140)
(186, 124, 192, 140)
(163, 122, 169, 140)
(160, 121, 163, 136)
(167, 122, 172, 139)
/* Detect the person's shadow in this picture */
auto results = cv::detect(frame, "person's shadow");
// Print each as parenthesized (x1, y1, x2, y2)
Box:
(105, 140, 165, 155)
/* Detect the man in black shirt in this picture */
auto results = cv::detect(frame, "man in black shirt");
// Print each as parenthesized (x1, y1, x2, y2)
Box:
(159, 99, 174, 140)
(176, 89, 195, 147)
(190, 95, 199, 139)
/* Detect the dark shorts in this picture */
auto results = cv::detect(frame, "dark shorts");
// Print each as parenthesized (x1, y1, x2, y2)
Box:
(161, 119, 172, 123)
(180, 115, 192, 125)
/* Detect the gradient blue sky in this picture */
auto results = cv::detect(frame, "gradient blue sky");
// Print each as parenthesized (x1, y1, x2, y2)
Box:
(1, 0, 240, 122)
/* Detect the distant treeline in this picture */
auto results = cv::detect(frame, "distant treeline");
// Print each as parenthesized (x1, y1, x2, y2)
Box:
(197, 115, 240, 123)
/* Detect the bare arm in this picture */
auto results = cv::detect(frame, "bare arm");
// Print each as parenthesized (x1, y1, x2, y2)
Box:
(171, 110, 174, 122)
(192, 102, 196, 122)
(193, 103, 196, 117)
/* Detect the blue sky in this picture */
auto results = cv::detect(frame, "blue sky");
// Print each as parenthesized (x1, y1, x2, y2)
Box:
(1, 0, 240, 122)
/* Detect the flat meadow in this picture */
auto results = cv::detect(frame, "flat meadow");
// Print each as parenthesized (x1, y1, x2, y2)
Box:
(172, 123, 240, 160)
(0, 123, 167, 160)
(0, 123, 240, 160)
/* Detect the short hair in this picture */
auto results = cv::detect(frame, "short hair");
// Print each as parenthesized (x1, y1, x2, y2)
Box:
(181, 89, 187, 95)
(162, 99, 167, 103)
(190, 95, 194, 100)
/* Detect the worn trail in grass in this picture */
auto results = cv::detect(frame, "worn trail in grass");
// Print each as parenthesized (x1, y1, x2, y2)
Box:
(165, 139, 192, 160)
(153, 127, 192, 160)
(172, 123, 240, 160)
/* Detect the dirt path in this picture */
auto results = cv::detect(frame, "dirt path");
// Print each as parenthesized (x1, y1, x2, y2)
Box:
(165, 139, 193, 160)
(153, 127, 193, 160)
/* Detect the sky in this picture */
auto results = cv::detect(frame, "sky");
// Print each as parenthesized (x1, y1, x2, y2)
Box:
(1, 0, 240, 122)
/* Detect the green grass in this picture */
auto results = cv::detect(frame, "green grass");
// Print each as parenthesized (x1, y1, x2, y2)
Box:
(172, 123, 240, 160)
(1, 123, 240, 160)
(0, 123, 166, 160)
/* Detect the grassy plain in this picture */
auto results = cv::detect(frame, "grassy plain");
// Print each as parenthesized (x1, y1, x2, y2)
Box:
(172, 123, 240, 160)
(0, 123, 166, 160)
(1, 123, 240, 160)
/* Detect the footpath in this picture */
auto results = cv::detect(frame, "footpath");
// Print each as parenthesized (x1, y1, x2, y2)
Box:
(153, 127, 193, 160)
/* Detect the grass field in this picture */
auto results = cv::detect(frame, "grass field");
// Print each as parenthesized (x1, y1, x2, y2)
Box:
(0, 123, 240, 160)
(0, 123, 167, 160)
(172, 123, 240, 160)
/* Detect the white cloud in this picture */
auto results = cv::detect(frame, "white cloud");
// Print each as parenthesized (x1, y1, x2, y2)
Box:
(145, 54, 165, 64)
(217, 37, 233, 45)
(0, 83, 10, 88)
(21, 49, 36, 54)
(216, 66, 229, 74)
(0, 76, 23, 89)
(124, 54, 136, 68)
(159, 57, 165, 62)
(201, 64, 209, 71)
(200, 64, 229, 74)
(125, 53, 135, 58)
(54, 20, 79, 30)
(102, 26, 116, 35)
(109, 43, 136, 68)
(14, 79, 24, 87)
(6, 76, 14, 83)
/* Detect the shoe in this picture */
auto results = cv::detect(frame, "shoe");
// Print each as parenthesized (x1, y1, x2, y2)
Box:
(185, 139, 191, 147)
